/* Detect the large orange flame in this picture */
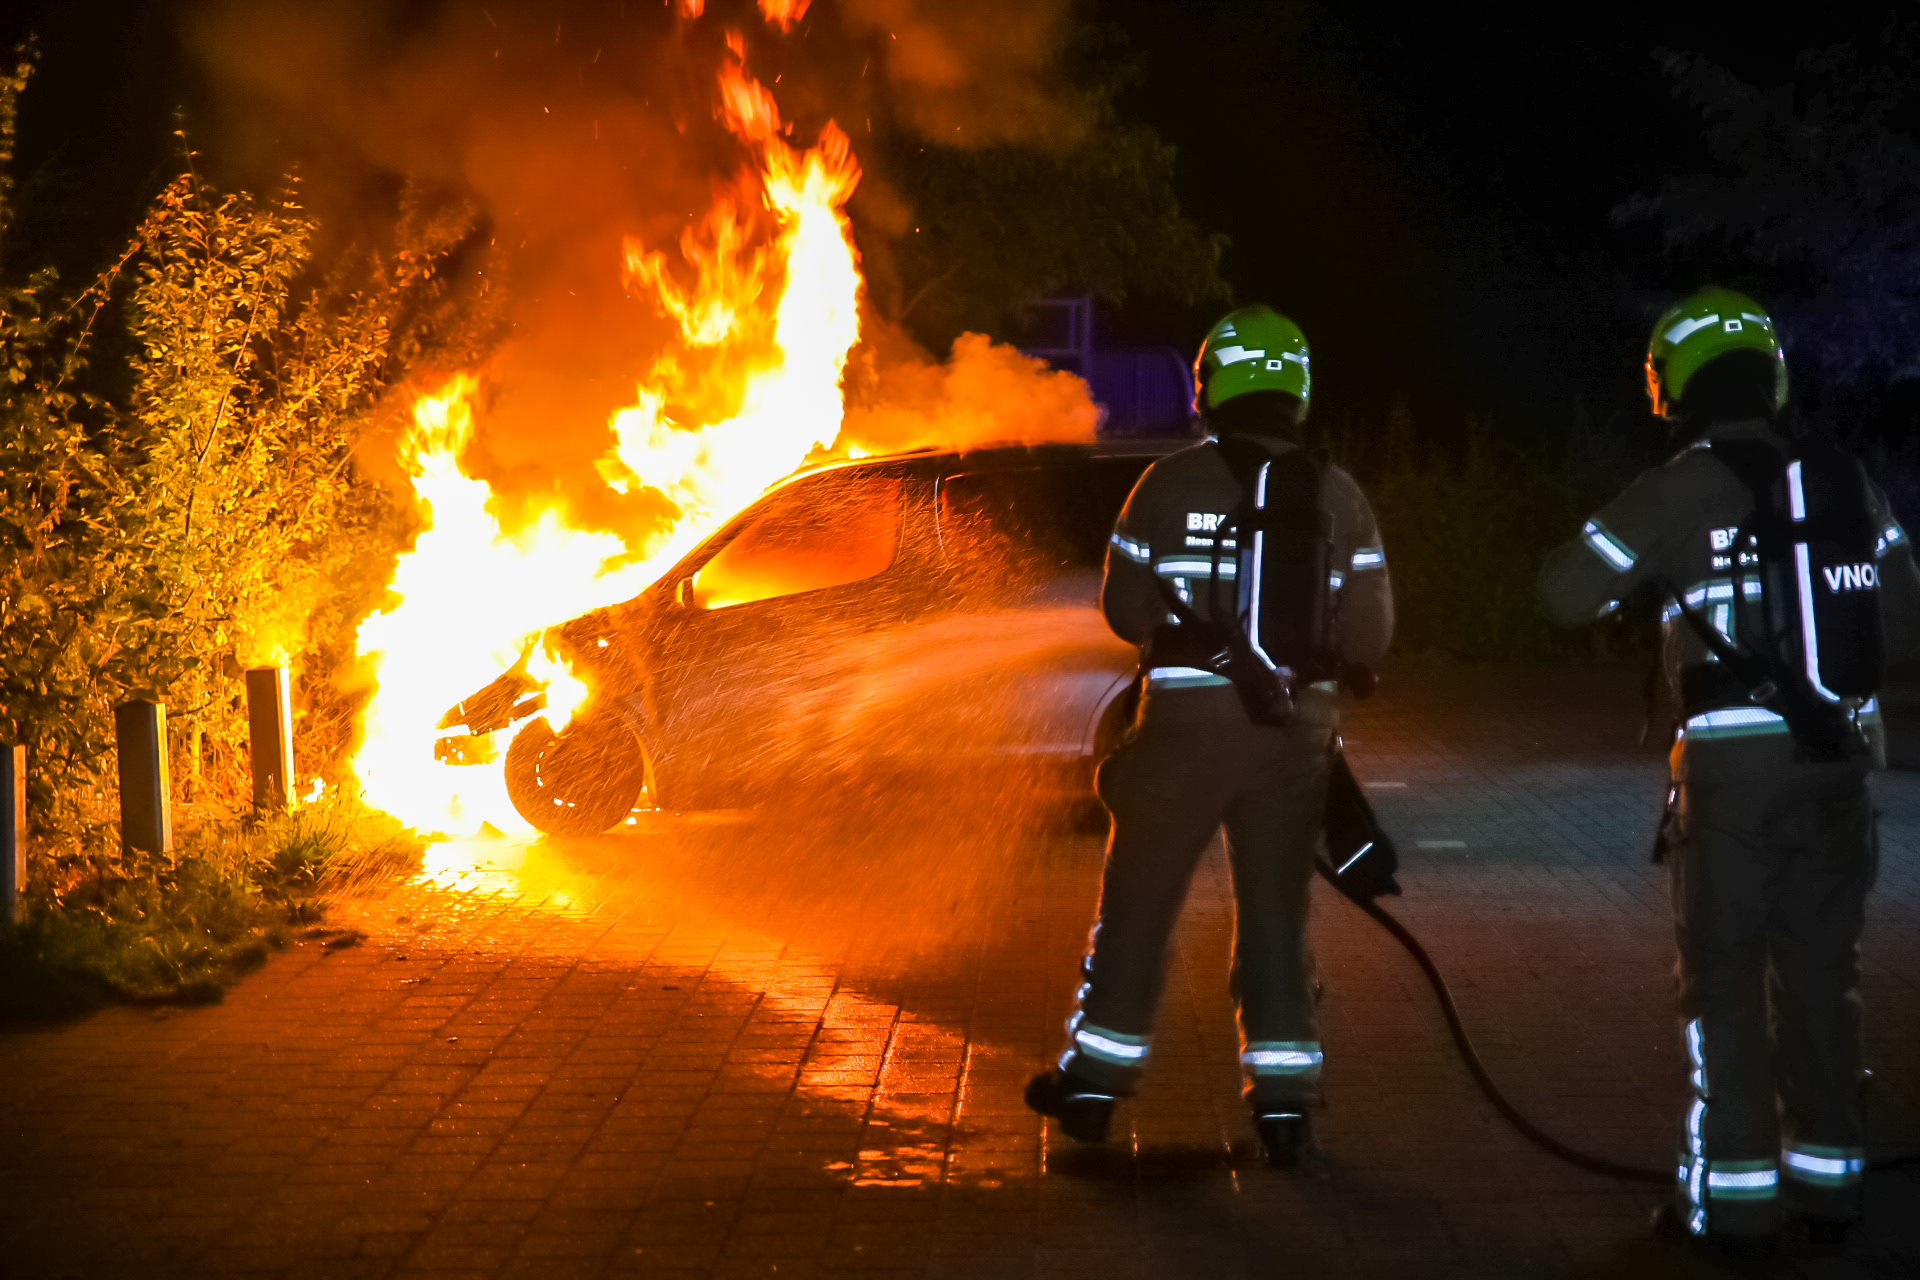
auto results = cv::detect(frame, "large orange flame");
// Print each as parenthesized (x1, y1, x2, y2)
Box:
(350, 378, 657, 832)
(596, 44, 863, 568)
(348, 14, 1101, 842)
(349, 34, 864, 836)
(623, 208, 762, 348)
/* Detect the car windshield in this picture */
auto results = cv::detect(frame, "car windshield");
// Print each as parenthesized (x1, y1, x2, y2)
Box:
(938, 458, 1153, 578)
(691, 473, 903, 609)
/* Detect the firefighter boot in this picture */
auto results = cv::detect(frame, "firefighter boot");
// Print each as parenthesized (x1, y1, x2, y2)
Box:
(1024, 1070, 1115, 1143)
(1254, 1110, 1312, 1170)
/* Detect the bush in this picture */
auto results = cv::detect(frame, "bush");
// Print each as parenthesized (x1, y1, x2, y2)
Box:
(1370, 454, 1603, 661)
(0, 49, 496, 1013)
(1326, 401, 1642, 663)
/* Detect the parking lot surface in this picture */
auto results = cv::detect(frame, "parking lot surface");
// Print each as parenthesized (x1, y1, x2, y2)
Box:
(2, 660, 1917, 1278)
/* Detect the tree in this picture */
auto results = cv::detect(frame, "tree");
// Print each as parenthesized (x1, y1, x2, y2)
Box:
(1618, 28, 1920, 396)
(857, 23, 1228, 350)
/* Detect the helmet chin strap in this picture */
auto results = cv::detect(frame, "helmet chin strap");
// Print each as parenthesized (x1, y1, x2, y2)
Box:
(1205, 414, 1301, 445)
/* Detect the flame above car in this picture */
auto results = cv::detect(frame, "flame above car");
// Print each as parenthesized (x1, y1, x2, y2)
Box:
(344, 5, 1114, 841)
(349, 24, 863, 836)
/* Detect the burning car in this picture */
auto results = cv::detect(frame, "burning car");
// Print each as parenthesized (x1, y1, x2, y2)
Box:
(436, 440, 1182, 833)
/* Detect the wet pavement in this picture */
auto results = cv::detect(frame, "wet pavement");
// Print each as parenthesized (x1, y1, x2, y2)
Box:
(2, 660, 1918, 1279)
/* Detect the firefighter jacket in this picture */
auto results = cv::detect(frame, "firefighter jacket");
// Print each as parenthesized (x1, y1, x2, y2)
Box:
(1537, 418, 1920, 746)
(1101, 434, 1394, 690)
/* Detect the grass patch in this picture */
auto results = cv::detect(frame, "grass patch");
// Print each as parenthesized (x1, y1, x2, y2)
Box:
(0, 797, 423, 1020)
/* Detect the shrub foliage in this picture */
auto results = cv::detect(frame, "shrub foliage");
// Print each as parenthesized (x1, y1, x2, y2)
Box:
(1324, 400, 1639, 662)
(0, 53, 491, 1006)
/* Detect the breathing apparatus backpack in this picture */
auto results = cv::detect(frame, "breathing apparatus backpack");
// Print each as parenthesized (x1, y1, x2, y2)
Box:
(1149, 436, 1338, 726)
(1670, 437, 1884, 762)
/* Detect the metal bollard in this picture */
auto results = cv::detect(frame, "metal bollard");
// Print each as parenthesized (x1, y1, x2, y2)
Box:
(114, 700, 173, 854)
(1, 745, 22, 924)
(245, 667, 295, 814)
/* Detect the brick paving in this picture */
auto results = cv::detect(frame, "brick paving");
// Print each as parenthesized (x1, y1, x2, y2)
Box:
(1, 660, 1917, 1279)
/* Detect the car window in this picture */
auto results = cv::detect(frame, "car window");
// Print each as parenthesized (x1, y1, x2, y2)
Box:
(690, 472, 902, 610)
(939, 458, 1153, 576)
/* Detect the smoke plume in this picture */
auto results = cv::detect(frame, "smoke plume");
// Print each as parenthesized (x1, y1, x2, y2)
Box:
(843, 324, 1100, 455)
(184, 0, 1098, 543)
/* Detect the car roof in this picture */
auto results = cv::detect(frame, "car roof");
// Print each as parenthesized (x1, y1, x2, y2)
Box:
(598, 434, 1198, 613)
(788, 435, 1197, 485)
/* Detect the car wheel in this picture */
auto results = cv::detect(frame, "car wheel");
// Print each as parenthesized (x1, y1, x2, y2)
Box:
(504, 713, 648, 835)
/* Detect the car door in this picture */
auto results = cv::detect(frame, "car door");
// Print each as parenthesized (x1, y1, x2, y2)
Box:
(647, 464, 929, 801)
(932, 458, 1150, 762)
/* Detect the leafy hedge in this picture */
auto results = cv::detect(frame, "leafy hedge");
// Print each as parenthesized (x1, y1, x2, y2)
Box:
(1325, 405, 1639, 663)
(0, 51, 490, 1009)
(1370, 460, 1603, 660)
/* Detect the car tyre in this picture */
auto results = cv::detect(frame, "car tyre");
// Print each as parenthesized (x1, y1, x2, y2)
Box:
(504, 713, 648, 835)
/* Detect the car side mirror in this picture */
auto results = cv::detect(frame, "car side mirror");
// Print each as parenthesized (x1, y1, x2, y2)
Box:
(673, 577, 697, 609)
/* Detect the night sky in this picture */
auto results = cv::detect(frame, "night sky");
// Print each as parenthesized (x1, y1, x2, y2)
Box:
(0, 0, 1906, 451)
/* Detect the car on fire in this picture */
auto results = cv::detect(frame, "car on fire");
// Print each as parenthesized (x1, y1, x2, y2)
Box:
(437, 439, 1188, 834)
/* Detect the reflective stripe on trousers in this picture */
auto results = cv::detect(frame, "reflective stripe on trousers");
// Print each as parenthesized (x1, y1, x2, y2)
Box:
(1782, 1143, 1865, 1190)
(1240, 1040, 1322, 1078)
(1679, 1018, 1710, 1235)
(1676, 1017, 1779, 1235)
(1706, 1161, 1779, 1201)
(1058, 939, 1154, 1076)
(1059, 1012, 1151, 1072)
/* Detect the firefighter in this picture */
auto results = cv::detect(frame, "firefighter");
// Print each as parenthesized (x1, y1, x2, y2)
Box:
(1538, 287, 1920, 1256)
(1025, 305, 1394, 1169)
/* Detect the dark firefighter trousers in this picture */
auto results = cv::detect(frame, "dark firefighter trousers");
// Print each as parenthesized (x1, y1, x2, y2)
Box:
(1668, 733, 1875, 1237)
(1059, 683, 1334, 1109)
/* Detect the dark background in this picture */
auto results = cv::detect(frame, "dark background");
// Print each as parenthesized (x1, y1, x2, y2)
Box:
(1090, 2, 1905, 449)
(0, 0, 1906, 456)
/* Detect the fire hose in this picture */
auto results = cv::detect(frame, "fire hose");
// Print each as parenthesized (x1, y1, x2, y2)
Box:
(1311, 860, 1920, 1183)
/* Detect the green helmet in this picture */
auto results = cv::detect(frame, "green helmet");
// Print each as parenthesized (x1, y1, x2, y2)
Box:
(1644, 286, 1788, 418)
(1193, 305, 1311, 417)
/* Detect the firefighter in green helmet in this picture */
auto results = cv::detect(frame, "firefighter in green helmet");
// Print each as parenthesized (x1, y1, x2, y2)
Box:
(1538, 287, 1920, 1257)
(1024, 305, 1394, 1169)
